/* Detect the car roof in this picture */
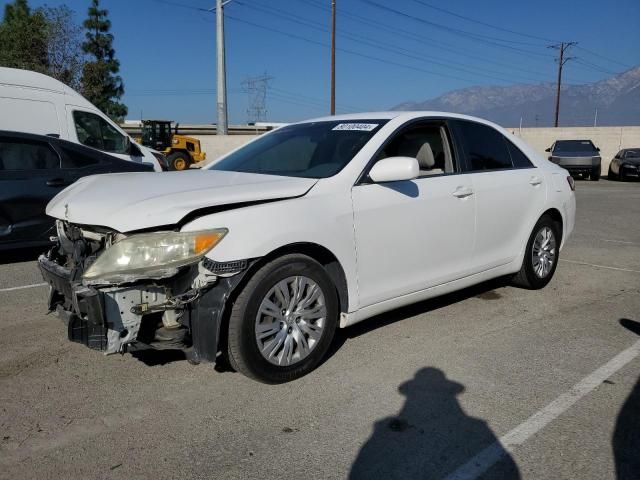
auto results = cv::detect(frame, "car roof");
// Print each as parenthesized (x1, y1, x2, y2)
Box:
(555, 139, 594, 143)
(297, 111, 506, 129)
(0, 67, 80, 96)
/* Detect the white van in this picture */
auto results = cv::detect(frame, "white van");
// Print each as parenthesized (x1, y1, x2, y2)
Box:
(0, 67, 162, 171)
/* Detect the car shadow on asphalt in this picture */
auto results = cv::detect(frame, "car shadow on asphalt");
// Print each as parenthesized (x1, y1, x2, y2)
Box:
(131, 277, 511, 371)
(349, 366, 521, 479)
(613, 318, 640, 480)
(0, 246, 46, 265)
(326, 276, 511, 364)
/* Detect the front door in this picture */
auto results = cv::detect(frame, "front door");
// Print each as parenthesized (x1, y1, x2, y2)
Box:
(351, 121, 476, 308)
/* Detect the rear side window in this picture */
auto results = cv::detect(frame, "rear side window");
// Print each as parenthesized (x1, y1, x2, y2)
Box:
(0, 139, 60, 170)
(73, 111, 128, 154)
(59, 145, 103, 169)
(505, 140, 534, 168)
(454, 121, 513, 171)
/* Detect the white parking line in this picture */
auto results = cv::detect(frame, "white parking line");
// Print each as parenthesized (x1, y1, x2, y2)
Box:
(444, 339, 640, 480)
(601, 238, 638, 245)
(0, 282, 48, 293)
(560, 259, 640, 274)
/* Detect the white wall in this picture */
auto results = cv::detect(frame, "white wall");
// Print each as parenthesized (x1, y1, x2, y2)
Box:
(509, 126, 640, 174)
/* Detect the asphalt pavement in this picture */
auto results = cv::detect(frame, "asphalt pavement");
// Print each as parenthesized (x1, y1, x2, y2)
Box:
(1, 179, 639, 480)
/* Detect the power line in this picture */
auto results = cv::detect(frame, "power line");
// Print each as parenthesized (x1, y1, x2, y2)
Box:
(407, 0, 558, 44)
(298, 0, 563, 80)
(359, 0, 555, 58)
(225, 14, 486, 85)
(575, 45, 633, 70)
(236, 1, 553, 85)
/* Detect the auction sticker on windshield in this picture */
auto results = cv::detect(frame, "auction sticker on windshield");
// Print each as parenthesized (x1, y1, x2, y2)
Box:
(332, 123, 379, 131)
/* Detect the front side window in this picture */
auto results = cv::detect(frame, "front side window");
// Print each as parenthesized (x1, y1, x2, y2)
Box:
(73, 111, 128, 154)
(374, 123, 455, 175)
(454, 121, 513, 171)
(0, 139, 59, 171)
(210, 120, 388, 178)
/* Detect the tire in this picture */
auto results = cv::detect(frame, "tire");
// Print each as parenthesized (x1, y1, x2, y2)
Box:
(168, 151, 191, 171)
(227, 254, 338, 383)
(608, 165, 617, 180)
(590, 166, 601, 181)
(512, 215, 560, 290)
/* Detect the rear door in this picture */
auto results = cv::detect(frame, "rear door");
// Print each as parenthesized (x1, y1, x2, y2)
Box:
(450, 120, 546, 272)
(0, 136, 63, 246)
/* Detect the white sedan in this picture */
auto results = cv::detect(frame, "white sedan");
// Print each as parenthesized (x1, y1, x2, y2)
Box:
(39, 112, 576, 383)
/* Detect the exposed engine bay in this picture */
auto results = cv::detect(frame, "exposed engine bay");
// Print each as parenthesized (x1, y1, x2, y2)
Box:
(38, 220, 251, 362)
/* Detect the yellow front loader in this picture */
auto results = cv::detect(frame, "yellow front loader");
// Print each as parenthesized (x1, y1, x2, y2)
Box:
(137, 120, 206, 171)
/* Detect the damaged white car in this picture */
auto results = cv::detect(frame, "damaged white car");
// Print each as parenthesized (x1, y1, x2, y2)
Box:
(39, 112, 576, 383)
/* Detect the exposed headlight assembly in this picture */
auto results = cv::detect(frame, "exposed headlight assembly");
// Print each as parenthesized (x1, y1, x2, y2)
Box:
(83, 229, 228, 284)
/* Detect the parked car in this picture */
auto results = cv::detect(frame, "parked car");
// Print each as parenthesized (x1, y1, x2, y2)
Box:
(0, 67, 164, 171)
(38, 112, 576, 383)
(0, 130, 154, 250)
(546, 139, 601, 181)
(608, 148, 640, 181)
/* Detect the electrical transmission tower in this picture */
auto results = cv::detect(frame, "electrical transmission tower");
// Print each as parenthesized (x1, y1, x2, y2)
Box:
(242, 74, 273, 124)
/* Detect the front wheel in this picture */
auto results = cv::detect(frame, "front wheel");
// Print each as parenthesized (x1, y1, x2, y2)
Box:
(227, 254, 338, 383)
(512, 215, 560, 289)
(608, 165, 617, 180)
(168, 151, 191, 171)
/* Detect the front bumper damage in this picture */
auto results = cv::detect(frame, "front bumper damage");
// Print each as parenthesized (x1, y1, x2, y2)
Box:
(38, 222, 252, 364)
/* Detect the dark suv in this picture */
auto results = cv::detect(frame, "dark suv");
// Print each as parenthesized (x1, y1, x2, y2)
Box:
(546, 140, 601, 181)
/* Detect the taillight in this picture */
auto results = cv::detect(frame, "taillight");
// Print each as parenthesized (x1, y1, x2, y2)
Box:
(567, 176, 575, 191)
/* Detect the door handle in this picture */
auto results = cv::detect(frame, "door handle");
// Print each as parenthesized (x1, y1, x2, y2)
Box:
(452, 186, 474, 198)
(46, 178, 68, 187)
(529, 176, 543, 186)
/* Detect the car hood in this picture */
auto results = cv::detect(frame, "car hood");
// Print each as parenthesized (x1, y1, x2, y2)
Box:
(47, 170, 318, 232)
(551, 151, 600, 158)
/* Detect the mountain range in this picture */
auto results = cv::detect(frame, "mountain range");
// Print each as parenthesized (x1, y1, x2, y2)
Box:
(392, 66, 640, 127)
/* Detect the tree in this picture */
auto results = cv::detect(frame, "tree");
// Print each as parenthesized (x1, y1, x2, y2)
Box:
(81, 0, 127, 121)
(42, 6, 85, 90)
(0, 0, 48, 72)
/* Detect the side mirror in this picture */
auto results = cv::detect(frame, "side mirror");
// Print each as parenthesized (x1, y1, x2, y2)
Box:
(596, 147, 600, 152)
(545, 147, 551, 152)
(369, 156, 419, 183)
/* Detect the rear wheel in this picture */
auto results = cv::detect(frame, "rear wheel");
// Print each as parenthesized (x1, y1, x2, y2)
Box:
(227, 254, 338, 383)
(590, 166, 601, 181)
(512, 215, 560, 290)
(168, 151, 191, 171)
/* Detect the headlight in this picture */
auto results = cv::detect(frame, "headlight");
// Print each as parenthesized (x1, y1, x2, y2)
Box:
(83, 229, 227, 284)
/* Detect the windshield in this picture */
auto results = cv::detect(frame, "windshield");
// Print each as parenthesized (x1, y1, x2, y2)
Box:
(553, 140, 597, 153)
(625, 149, 640, 158)
(209, 120, 388, 178)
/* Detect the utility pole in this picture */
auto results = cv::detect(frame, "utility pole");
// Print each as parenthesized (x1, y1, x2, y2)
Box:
(549, 42, 577, 128)
(216, 0, 229, 134)
(330, 0, 336, 115)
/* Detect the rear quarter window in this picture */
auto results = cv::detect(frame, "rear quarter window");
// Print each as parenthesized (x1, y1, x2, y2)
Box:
(505, 140, 534, 168)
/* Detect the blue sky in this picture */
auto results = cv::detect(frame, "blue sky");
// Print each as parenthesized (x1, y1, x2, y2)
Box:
(8, 0, 640, 123)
